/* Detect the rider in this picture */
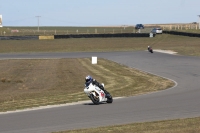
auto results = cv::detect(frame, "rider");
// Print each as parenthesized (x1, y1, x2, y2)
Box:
(148, 46, 151, 51)
(85, 75, 110, 98)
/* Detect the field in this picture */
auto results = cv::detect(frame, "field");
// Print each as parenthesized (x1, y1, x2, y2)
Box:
(0, 26, 139, 35)
(0, 34, 200, 56)
(1, 24, 200, 36)
(0, 33, 200, 132)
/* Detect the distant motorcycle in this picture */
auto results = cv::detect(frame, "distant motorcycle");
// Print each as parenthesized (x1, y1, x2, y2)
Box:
(148, 47, 153, 53)
(84, 83, 113, 105)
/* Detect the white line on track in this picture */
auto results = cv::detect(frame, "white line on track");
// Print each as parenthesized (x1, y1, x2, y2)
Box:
(0, 97, 124, 115)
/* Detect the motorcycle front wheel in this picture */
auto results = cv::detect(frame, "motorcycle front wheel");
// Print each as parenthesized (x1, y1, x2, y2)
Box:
(106, 94, 113, 103)
(89, 94, 99, 105)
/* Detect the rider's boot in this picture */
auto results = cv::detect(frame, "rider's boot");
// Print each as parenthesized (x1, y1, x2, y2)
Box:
(99, 85, 111, 98)
(104, 90, 111, 98)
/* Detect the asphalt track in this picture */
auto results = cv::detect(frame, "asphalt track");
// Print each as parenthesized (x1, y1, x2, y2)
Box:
(0, 51, 200, 133)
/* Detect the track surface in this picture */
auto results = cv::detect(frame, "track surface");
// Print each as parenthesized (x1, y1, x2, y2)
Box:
(0, 51, 200, 133)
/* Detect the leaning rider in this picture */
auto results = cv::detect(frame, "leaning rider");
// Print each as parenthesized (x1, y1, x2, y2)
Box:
(85, 75, 111, 98)
(148, 46, 152, 51)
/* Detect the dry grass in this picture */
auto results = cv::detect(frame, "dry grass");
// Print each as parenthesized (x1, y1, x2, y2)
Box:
(0, 58, 174, 112)
(56, 117, 200, 133)
(0, 34, 200, 56)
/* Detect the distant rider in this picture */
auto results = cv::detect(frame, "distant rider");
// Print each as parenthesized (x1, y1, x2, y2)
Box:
(147, 46, 151, 51)
(85, 75, 110, 98)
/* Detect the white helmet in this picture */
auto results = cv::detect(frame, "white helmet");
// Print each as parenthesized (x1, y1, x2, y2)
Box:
(148, 46, 150, 48)
(85, 75, 92, 83)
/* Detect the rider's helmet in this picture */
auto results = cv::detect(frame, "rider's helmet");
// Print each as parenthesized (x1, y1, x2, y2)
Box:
(85, 75, 93, 84)
(148, 46, 150, 48)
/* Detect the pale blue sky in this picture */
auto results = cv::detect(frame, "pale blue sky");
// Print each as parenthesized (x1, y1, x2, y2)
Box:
(0, 0, 200, 26)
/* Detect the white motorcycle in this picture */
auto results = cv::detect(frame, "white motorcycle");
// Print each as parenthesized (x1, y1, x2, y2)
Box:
(84, 83, 113, 105)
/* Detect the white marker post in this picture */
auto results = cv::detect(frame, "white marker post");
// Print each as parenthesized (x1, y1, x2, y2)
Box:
(92, 56, 97, 64)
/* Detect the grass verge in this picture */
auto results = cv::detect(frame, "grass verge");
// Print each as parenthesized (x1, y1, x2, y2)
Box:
(54, 117, 200, 133)
(0, 58, 174, 112)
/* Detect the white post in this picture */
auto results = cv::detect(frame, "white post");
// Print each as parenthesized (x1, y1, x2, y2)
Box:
(92, 56, 97, 64)
(198, 15, 200, 30)
(35, 16, 41, 32)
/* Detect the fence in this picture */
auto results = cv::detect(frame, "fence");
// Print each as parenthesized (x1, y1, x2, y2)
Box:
(0, 33, 154, 40)
(0, 26, 139, 36)
(157, 24, 199, 31)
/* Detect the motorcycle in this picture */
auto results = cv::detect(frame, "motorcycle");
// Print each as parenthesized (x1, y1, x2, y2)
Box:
(84, 83, 113, 105)
(148, 47, 153, 53)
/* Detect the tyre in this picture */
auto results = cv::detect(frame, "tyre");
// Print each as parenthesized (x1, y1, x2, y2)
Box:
(90, 94, 99, 105)
(106, 94, 113, 103)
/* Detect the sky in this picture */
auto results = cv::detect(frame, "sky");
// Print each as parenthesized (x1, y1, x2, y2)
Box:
(0, 0, 200, 26)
